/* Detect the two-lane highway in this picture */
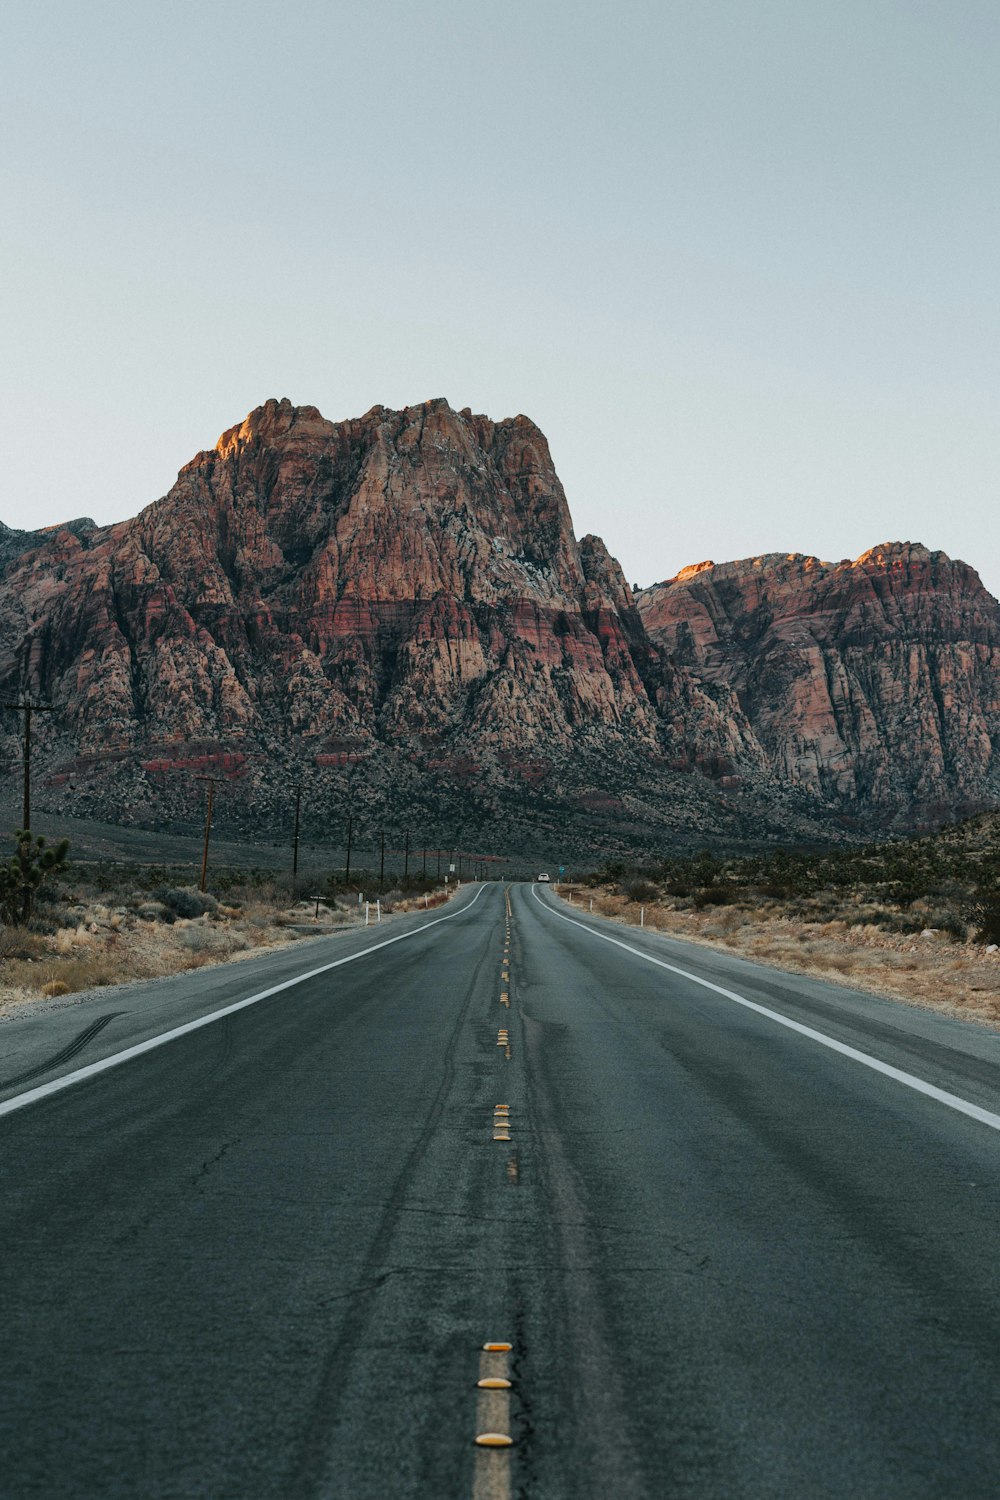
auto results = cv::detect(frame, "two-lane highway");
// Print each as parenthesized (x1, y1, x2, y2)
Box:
(2, 881, 999, 1497)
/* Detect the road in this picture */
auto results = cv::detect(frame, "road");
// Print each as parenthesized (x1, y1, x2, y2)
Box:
(1, 881, 999, 1498)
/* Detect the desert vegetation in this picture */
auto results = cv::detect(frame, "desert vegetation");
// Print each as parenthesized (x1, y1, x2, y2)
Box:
(0, 851, 455, 1014)
(572, 812, 1000, 1025)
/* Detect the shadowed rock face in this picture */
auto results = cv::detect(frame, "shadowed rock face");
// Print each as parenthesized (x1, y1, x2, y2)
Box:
(0, 399, 997, 850)
(637, 546, 1000, 818)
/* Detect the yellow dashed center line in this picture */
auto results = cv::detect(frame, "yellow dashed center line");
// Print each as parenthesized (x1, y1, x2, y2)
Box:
(471, 900, 518, 1494)
(473, 1343, 514, 1497)
(492, 1103, 511, 1141)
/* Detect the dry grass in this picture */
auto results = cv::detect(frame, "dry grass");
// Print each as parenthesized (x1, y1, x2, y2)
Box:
(562, 886, 1000, 1028)
(0, 876, 461, 1016)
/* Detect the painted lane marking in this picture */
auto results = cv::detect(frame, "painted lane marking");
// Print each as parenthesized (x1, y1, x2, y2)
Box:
(0, 885, 489, 1120)
(532, 887, 1000, 1135)
(493, 1103, 511, 1141)
(473, 1343, 513, 1498)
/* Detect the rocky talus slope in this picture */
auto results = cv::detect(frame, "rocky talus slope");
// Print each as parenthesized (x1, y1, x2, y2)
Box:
(0, 399, 997, 855)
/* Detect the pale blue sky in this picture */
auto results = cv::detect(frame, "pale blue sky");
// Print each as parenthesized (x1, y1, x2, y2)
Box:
(3, 1, 998, 596)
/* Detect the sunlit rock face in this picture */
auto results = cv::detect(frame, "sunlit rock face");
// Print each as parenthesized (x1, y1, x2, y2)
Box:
(637, 545, 1000, 818)
(0, 398, 997, 849)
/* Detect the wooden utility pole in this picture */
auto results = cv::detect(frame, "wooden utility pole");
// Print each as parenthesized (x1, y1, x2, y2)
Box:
(422, 843, 427, 877)
(379, 827, 385, 886)
(404, 831, 410, 878)
(2, 700, 53, 832)
(345, 815, 353, 885)
(196, 775, 218, 892)
(292, 784, 302, 879)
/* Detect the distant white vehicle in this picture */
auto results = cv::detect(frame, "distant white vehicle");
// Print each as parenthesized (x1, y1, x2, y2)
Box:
(536, 872, 551, 882)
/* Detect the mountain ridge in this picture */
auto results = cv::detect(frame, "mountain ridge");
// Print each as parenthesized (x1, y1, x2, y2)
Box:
(1, 398, 997, 856)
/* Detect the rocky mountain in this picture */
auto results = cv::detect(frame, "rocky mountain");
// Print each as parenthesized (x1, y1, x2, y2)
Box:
(636, 547, 1000, 824)
(0, 517, 96, 571)
(0, 399, 997, 857)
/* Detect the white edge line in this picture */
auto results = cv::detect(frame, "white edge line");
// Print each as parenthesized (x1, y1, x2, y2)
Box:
(532, 886, 1000, 1134)
(0, 883, 488, 1120)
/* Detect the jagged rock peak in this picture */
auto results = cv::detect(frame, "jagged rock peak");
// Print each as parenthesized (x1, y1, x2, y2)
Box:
(214, 397, 336, 458)
(0, 516, 98, 574)
(1, 516, 97, 537)
(199, 395, 559, 476)
(853, 541, 935, 569)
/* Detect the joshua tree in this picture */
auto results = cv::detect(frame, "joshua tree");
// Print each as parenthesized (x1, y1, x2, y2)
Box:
(0, 830, 70, 925)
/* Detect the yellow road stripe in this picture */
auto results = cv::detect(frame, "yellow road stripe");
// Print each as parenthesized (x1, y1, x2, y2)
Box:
(473, 1347, 513, 1499)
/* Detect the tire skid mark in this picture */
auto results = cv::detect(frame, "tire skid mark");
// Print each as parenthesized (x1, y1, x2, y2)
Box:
(0, 1012, 125, 1092)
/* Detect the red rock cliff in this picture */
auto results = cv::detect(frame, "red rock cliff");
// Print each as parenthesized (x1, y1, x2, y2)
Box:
(637, 545, 1000, 817)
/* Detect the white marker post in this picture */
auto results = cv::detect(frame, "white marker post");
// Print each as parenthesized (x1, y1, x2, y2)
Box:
(640, 907, 645, 928)
(376, 899, 381, 924)
(365, 901, 370, 926)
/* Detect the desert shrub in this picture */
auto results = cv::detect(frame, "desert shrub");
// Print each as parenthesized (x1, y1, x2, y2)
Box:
(0, 927, 47, 961)
(177, 926, 216, 953)
(693, 883, 738, 909)
(136, 901, 173, 923)
(970, 888, 1000, 946)
(154, 886, 218, 920)
(622, 878, 658, 904)
(922, 908, 968, 942)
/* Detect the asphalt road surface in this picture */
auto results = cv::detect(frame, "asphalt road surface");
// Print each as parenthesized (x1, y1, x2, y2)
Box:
(2, 881, 999, 1498)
